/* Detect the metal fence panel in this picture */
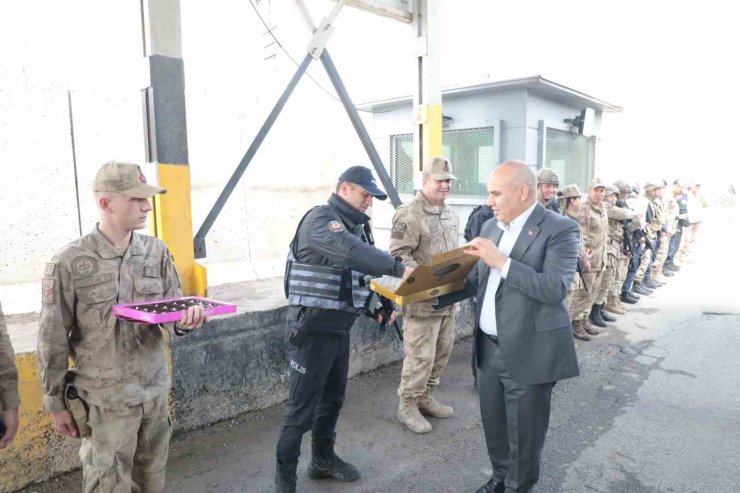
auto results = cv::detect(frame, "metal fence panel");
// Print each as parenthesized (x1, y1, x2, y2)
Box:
(544, 128, 596, 192)
(390, 126, 496, 198)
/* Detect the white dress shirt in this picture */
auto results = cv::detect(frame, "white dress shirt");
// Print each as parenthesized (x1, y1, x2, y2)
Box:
(479, 202, 538, 336)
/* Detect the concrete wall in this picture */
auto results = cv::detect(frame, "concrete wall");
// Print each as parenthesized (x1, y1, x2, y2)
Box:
(0, 299, 474, 492)
(170, 300, 474, 430)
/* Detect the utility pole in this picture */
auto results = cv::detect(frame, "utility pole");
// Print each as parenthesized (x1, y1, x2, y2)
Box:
(412, 0, 442, 187)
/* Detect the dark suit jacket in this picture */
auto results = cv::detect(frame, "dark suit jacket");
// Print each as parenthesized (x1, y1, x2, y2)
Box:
(439, 203, 580, 385)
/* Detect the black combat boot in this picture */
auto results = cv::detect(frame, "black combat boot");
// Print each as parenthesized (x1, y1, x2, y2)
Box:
(665, 261, 680, 272)
(307, 440, 360, 482)
(600, 303, 617, 322)
(632, 282, 652, 296)
(275, 460, 297, 493)
(589, 304, 608, 327)
(620, 292, 638, 304)
(644, 279, 661, 289)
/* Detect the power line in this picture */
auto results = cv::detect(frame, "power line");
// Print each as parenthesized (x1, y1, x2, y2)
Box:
(247, 0, 411, 114)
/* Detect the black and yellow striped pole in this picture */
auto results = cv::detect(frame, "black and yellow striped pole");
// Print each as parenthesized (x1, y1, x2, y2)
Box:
(412, 0, 443, 182)
(141, 0, 207, 296)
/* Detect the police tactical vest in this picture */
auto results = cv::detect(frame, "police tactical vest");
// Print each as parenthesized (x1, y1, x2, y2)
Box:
(284, 208, 371, 314)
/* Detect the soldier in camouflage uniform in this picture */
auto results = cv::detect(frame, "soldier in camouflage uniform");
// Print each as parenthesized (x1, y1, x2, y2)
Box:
(1, 300, 20, 449)
(390, 156, 459, 434)
(37, 162, 206, 493)
(634, 182, 665, 291)
(558, 184, 592, 341)
(572, 178, 610, 332)
(536, 168, 560, 213)
(653, 180, 679, 280)
(603, 186, 640, 315)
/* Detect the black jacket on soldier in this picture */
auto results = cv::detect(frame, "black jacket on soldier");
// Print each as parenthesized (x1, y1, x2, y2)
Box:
(464, 205, 494, 242)
(285, 193, 405, 341)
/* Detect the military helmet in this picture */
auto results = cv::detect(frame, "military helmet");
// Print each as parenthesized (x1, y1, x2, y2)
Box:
(613, 180, 632, 194)
(557, 184, 583, 199)
(537, 167, 559, 185)
(588, 177, 606, 190)
(644, 181, 663, 192)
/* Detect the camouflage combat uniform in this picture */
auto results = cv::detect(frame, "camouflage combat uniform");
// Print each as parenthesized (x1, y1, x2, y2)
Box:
(605, 203, 639, 301)
(635, 196, 665, 283)
(1, 301, 20, 414)
(652, 193, 679, 279)
(38, 226, 182, 493)
(390, 192, 459, 400)
(563, 208, 587, 318)
(571, 197, 609, 320)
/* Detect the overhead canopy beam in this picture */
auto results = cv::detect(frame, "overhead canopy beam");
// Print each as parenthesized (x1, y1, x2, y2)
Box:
(338, 0, 412, 23)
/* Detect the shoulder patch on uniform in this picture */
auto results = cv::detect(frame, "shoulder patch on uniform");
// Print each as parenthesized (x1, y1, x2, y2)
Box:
(144, 266, 159, 278)
(328, 220, 345, 232)
(42, 278, 55, 304)
(44, 263, 56, 276)
(391, 222, 407, 239)
(72, 255, 99, 277)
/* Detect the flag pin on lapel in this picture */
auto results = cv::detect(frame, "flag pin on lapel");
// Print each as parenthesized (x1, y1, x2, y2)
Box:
(528, 230, 534, 236)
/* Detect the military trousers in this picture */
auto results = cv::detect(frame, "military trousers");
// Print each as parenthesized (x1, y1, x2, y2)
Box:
(276, 330, 350, 464)
(610, 257, 630, 297)
(570, 269, 603, 321)
(652, 234, 671, 276)
(678, 223, 699, 262)
(594, 263, 613, 305)
(80, 392, 171, 493)
(398, 314, 455, 399)
(636, 235, 660, 282)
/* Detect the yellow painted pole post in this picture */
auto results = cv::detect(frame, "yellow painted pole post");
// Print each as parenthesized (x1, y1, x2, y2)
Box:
(412, 0, 442, 184)
(142, 0, 207, 296)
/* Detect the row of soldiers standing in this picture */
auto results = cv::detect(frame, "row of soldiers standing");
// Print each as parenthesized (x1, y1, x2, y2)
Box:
(539, 170, 704, 340)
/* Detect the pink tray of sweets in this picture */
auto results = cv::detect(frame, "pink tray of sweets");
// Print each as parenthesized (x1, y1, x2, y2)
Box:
(113, 296, 236, 324)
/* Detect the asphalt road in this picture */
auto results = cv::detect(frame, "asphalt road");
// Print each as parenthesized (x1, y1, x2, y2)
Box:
(21, 209, 740, 493)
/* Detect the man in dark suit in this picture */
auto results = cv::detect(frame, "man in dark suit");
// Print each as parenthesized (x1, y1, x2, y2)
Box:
(438, 161, 580, 493)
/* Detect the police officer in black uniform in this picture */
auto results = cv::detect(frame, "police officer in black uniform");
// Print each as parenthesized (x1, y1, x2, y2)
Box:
(275, 166, 411, 493)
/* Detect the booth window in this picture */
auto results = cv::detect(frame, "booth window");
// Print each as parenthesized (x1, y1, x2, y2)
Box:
(544, 128, 596, 192)
(390, 126, 495, 198)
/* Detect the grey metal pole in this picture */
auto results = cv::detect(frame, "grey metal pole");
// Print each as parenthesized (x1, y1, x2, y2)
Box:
(193, 53, 313, 259)
(320, 50, 403, 208)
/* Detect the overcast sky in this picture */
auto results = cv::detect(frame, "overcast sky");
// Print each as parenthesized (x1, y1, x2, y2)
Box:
(2, 0, 738, 191)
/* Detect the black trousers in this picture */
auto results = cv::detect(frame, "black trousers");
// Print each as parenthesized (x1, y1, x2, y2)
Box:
(478, 332, 555, 493)
(275, 329, 350, 464)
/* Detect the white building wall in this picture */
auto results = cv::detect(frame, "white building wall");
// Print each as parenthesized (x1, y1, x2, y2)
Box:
(0, 0, 414, 314)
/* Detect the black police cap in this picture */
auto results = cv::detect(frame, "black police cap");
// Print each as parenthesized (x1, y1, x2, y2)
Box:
(337, 166, 388, 200)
